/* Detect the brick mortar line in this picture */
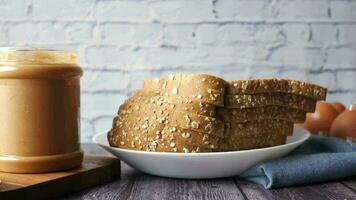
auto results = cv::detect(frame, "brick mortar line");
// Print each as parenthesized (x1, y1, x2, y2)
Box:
(310, 68, 356, 73)
(1, 18, 356, 24)
(90, 115, 117, 123)
(328, 89, 355, 94)
(81, 44, 356, 50)
(80, 65, 259, 71)
(84, 43, 320, 49)
(81, 64, 356, 71)
(82, 67, 236, 72)
(0, 43, 353, 50)
(81, 90, 128, 94)
(83, 42, 354, 47)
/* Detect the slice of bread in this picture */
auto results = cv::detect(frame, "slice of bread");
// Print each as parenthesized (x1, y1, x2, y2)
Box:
(109, 116, 219, 152)
(131, 91, 216, 117)
(227, 119, 294, 137)
(141, 73, 226, 106)
(219, 132, 287, 151)
(108, 127, 215, 152)
(117, 97, 225, 138)
(227, 79, 327, 100)
(220, 119, 293, 151)
(217, 106, 306, 123)
(226, 93, 316, 112)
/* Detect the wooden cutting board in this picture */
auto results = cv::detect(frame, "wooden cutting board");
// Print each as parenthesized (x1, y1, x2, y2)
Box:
(0, 153, 120, 200)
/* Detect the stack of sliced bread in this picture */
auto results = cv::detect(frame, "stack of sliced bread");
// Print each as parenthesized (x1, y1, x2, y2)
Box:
(219, 79, 326, 151)
(108, 74, 327, 152)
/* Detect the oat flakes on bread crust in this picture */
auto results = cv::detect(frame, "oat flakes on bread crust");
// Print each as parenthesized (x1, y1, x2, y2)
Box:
(217, 106, 306, 123)
(225, 93, 317, 112)
(117, 98, 225, 138)
(114, 110, 221, 145)
(130, 90, 216, 117)
(108, 128, 215, 153)
(227, 79, 327, 100)
(219, 119, 293, 151)
(220, 119, 293, 151)
(219, 131, 287, 151)
(109, 115, 219, 152)
(226, 119, 294, 138)
(142, 73, 226, 106)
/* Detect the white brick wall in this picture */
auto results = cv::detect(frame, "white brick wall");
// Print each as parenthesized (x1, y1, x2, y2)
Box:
(0, 0, 355, 141)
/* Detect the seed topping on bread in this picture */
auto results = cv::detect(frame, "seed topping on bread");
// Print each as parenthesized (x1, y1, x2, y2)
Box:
(108, 73, 327, 152)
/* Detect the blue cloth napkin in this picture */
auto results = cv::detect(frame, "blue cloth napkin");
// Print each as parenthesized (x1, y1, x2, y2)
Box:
(239, 136, 356, 189)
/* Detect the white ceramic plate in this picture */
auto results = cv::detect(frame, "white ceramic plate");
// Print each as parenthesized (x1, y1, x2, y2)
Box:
(93, 128, 310, 179)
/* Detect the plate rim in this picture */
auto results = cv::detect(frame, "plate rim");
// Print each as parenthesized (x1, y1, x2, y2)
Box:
(92, 127, 310, 156)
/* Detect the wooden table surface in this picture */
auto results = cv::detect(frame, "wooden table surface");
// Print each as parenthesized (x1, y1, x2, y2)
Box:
(58, 144, 356, 200)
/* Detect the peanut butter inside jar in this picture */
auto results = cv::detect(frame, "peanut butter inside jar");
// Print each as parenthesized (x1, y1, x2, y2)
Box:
(0, 48, 83, 173)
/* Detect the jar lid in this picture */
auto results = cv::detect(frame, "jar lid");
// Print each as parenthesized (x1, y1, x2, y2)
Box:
(0, 47, 82, 79)
(0, 47, 77, 65)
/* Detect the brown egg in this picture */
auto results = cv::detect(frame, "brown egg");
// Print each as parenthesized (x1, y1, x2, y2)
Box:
(330, 105, 356, 139)
(331, 102, 346, 114)
(351, 104, 356, 111)
(302, 101, 339, 134)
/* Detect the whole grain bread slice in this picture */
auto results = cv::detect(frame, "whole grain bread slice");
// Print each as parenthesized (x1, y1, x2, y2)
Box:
(217, 106, 306, 123)
(141, 73, 226, 106)
(131, 90, 216, 117)
(220, 119, 293, 151)
(108, 125, 216, 152)
(111, 113, 220, 151)
(117, 97, 225, 138)
(226, 93, 317, 112)
(219, 132, 287, 151)
(227, 79, 327, 100)
(226, 119, 294, 137)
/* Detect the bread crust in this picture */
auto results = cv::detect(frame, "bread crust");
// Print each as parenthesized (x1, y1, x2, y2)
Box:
(217, 106, 306, 123)
(220, 119, 293, 151)
(142, 74, 226, 106)
(108, 134, 214, 153)
(219, 132, 287, 151)
(131, 91, 216, 117)
(227, 119, 294, 137)
(226, 93, 316, 112)
(117, 97, 225, 138)
(227, 79, 327, 100)
(108, 122, 218, 152)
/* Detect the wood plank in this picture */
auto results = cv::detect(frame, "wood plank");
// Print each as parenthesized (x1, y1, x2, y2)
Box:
(62, 162, 245, 200)
(59, 145, 141, 200)
(61, 162, 140, 200)
(64, 144, 245, 200)
(307, 182, 356, 200)
(0, 182, 22, 192)
(127, 175, 245, 200)
(0, 145, 120, 200)
(342, 178, 356, 192)
(235, 180, 275, 200)
(0, 155, 118, 185)
(238, 180, 324, 200)
(272, 185, 334, 200)
(235, 180, 352, 200)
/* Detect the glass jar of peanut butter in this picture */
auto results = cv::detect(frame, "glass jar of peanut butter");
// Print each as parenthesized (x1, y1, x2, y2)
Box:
(0, 47, 83, 173)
